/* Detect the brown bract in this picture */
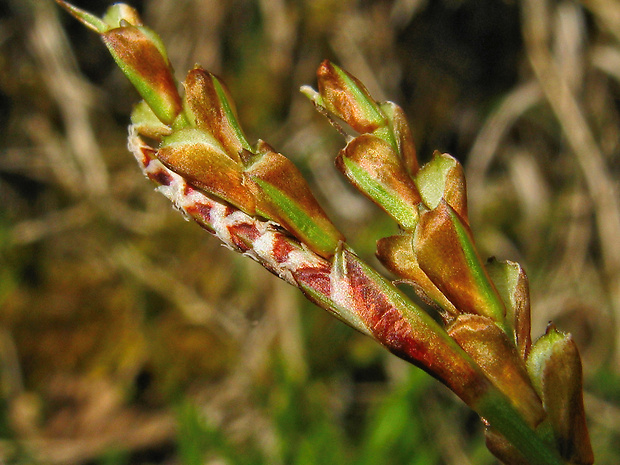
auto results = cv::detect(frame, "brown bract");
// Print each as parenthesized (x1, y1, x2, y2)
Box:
(529, 328, 594, 464)
(448, 314, 544, 428)
(157, 134, 255, 214)
(246, 140, 345, 257)
(414, 201, 504, 320)
(184, 68, 246, 161)
(317, 60, 385, 134)
(439, 158, 468, 222)
(337, 134, 421, 227)
(376, 234, 459, 320)
(103, 28, 181, 125)
(486, 259, 532, 359)
(379, 102, 419, 175)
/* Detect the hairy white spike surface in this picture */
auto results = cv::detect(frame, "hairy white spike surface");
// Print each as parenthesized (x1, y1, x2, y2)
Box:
(129, 126, 328, 283)
(127, 126, 373, 336)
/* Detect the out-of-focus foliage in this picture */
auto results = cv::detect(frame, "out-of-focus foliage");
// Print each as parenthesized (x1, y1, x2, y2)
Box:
(0, 0, 619, 464)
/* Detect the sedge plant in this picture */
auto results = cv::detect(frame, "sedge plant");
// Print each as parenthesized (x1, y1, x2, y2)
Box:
(56, 2, 594, 464)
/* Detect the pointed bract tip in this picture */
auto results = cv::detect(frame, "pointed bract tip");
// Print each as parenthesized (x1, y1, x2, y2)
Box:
(55, 0, 109, 33)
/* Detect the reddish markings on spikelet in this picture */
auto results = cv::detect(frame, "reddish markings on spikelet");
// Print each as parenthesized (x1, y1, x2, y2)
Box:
(128, 126, 329, 287)
(128, 128, 487, 401)
(338, 249, 413, 350)
(223, 205, 236, 217)
(130, 128, 385, 338)
(227, 222, 261, 252)
(272, 235, 297, 264)
(187, 203, 212, 222)
(293, 264, 332, 298)
(149, 169, 174, 187)
(130, 128, 388, 339)
(183, 183, 195, 196)
(138, 145, 157, 168)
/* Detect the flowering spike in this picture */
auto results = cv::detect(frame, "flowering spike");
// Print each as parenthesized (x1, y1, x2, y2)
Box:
(59, 2, 593, 461)
(130, 129, 566, 465)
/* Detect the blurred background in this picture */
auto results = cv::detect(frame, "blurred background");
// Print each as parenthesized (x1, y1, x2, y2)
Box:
(1, 0, 619, 463)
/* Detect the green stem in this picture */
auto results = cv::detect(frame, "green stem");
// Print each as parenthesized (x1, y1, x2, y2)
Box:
(477, 391, 565, 465)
